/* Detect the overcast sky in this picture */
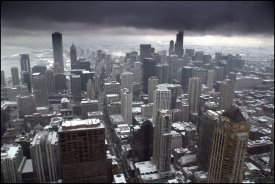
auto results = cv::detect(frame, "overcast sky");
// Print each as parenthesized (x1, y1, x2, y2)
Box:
(1, 1, 274, 48)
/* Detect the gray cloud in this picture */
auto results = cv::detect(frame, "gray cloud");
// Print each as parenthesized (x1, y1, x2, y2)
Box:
(1, 1, 274, 36)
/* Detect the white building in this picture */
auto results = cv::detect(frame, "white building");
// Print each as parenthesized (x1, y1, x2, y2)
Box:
(188, 77, 202, 113)
(121, 71, 134, 93)
(1, 144, 24, 183)
(121, 88, 133, 126)
(148, 76, 159, 103)
(30, 131, 60, 183)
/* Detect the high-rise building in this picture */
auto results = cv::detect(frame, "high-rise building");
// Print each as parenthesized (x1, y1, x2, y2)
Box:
(11, 67, 20, 86)
(181, 66, 194, 91)
(156, 64, 169, 84)
(20, 54, 31, 73)
(174, 31, 184, 58)
(133, 62, 142, 84)
(81, 100, 98, 119)
(207, 106, 249, 183)
(71, 75, 81, 103)
(188, 77, 202, 113)
(17, 95, 36, 117)
(32, 74, 48, 107)
(52, 32, 64, 73)
(1, 144, 24, 183)
(148, 76, 159, 103)
(153, 110, 172, 173)
(70, 44, 77, 70)
(218, 76, 236, 110)
(1, 70, 6, 86)
(207, 70, 215, 90)
(140, 44, 152, 63)
(198, 110, 219, 171)
(143, 58, 156, 94)
(46, 69, 55, 94)
(120, 71, 134, 93)
(22, 72, 32, 92)
(59, 119, 107, 183)
(54, 73, 67, 93)
(153, 85, 171, 124)
(30, 131, 60, 183)
(121, 88, 132, 125)
(32, 65, 47, 75)
(104, 81, 121, 95)
(81, 71, 95, 92)
(169, 40, 174, 56)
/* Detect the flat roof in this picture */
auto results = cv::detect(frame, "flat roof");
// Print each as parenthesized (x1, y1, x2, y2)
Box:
(60, 119, 104, 132)
(22, 159, 33, 173)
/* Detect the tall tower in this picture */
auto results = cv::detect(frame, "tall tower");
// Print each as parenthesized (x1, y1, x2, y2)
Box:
(207, 106, 249, 183)
(32, 74, 48, 107)
(218, 74, 236, 110)
(121, 88, 133, 126)
(143, 58, 156, 94)
(59, 119, 107, 183)
(70, 44, 77, 70)
(207, 70, 215, 90)
(30, 131, 60, 183)
(46, 69, 55, 94)
(153, 110, 172, 173)
(1, 70, 6, 86)
(133, 62, 142, 84)
(20, 54, 31, 73)
(52, 32, 64, 73)
(169, 40, 174, 56)
(140, 44, 152, 63)
(174, 31, 184, 58)
(148, 76, 159, 103)
(188, 77, 202, 113)
(71, 75, 81, 103)
(181, 66, 194, 91)
(120, 71, 134, 93)
(152, 85, 171, 125)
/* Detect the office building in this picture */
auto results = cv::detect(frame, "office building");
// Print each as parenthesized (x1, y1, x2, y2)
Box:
(143, 58, 156, 94)
(52, 32, 64, 73)
(20, 54, 31, 73)
(153, 84, 171, 125)
(181, 66, 194, 91)
(141, 103, 154, 118)
(148, 76, 159, 103)
(140, 44, 152, 63)
(218, 77, 236, 110)
(131, 120, 153, 162)
(46, 69, 55, 94)
(169, 40, 174, 56)
(17, 95, 36, 117)
(1, 70, 6, 86)
(11, 67, 20, 86)
(1, 144, 24, 183)
(153, 110, 172, 173)
(59, 119, 107, 183)
(207, 106, 249, 183)
(198, 110, 219, 171)
(17, 157, 36, 183)
(207, 70, 215, 90)
(134, 62, 142, 84)
(22, 72, 32, 92)
(32, 74, 48, 107)
(70, 44, 77, 70)
(156, 64, 169, 84)
(81, 71, 95, 92)
(30, 131, 60, 183)
(32, 65, 47, 75)
(188, 77, 202, 113)
(121, 88, 133, 125)
(121, 71, 134, 93)
(81, 100, 98, 119)
(54, 73, 67, 92)
(104, 81, 121, 95)
(71, 75, 81, 103)
(174, 31, 184, 58)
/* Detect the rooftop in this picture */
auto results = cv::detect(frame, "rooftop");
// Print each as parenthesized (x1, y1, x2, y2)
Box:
(1, 144, 21, 159)
(60, 119, 104, 131)
(22, 159, 33, 173)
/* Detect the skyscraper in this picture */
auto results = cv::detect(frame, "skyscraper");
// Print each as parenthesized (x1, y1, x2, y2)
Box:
(20, 54, 31, 73)
(1, 70, 6, 86)
(121, 88, 133, 125)
(148, 76, 159, 103)
(181, 66, 194, 91)
(54, 73, 67, 92)
(71, 75, 81, 103)
(70, 44, 77, 70)
(46, 69, 55, 94)
(59, 119, 107, 183)
(52, 32, 64, 73)
(32, 65, 47, 75)
(133, 62, 142, 84)
(22, 71, 32, 92)
(169, 40, 174, 56)
(120, 71, 134, 93)
(207, 106, 249, 183)
(1, 144, 24, 183)
(32, 74, 48, 107)
(218, 76, 235, 110)
(156, 64, 169, 84)
(143, 58, 156, 94)
(153, 85, 171, 124)
(30, 131, 60, 183)
(153, 110, 172, 173)
(188, 77, 202, 113)
(174, 31, 184, 58)
(140, 44, 152, 63)
(207, 70, 215, 90)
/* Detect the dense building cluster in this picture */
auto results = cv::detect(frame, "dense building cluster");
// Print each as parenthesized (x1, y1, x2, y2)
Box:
(1, 31, 274, 183)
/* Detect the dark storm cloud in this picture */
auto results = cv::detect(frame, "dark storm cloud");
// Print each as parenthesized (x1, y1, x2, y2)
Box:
(1, 1, 274, 36)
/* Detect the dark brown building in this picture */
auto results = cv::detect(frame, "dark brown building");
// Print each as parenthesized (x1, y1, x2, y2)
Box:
(59, 119, 107, 183)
